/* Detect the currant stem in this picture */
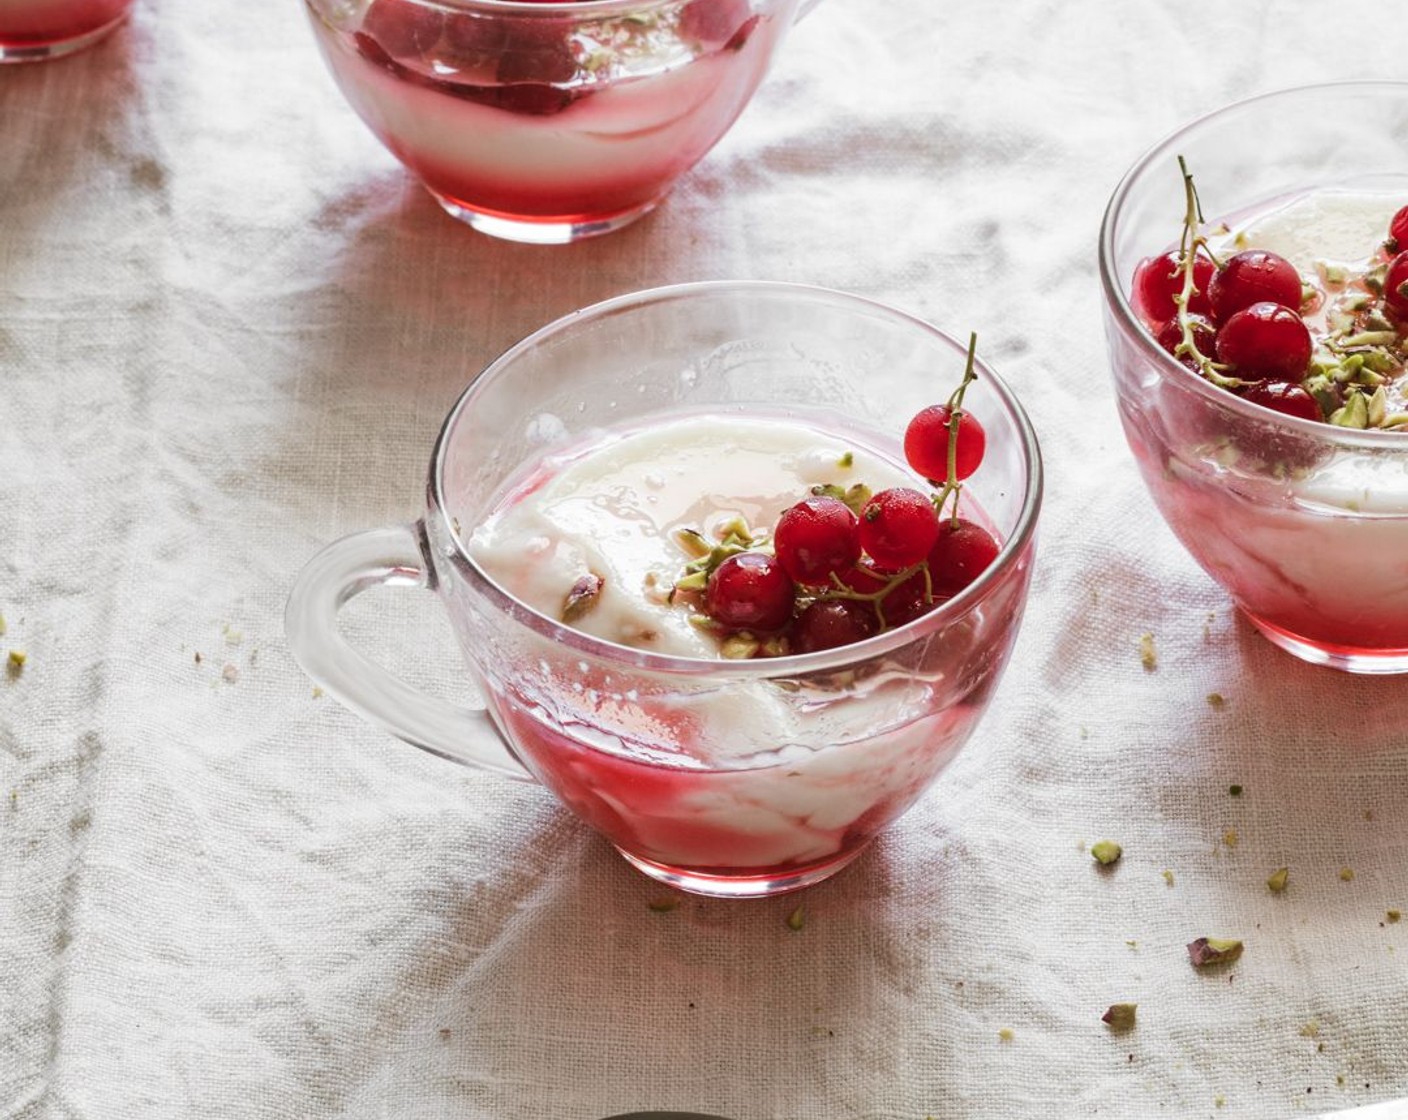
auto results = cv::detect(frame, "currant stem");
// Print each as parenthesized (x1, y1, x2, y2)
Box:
(1174, 156, 1242, 390)
(931, 332, 978, 527)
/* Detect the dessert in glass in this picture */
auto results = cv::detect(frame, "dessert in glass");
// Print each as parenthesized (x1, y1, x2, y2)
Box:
(1099, 82, 1408, 673)
(302, 0, 813, 243)
(0, 0, 133, 60)
(286, 282, 1043, 897)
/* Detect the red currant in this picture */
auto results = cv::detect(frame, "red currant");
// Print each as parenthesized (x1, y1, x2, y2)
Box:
(1384, 250, 1408, 318)
(903, 405, 986, 482)
(790, 599, 878, 654)
(362, 0, 444, 57)
(1240, 381, 1322, 423)
(1207, 250, 1302, 325)
(1389, 205, 1408, 253)
(704, 552, 795, 633)
(1133, 250, 1213, 324)
(773, 497, 861, 587)
(1155, 314, 1217, 369)
(927, 518, 1001, 597)
(1214, 302, 1312, 381)
(836, 561, 889, 596)
(858, 488, 940, 571)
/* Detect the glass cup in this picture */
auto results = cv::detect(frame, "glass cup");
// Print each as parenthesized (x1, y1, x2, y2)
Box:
(301, 0, 818, 243)
(1099, 81, 1408, 674)
(286, 282, 1043, 897)
(0, 0, 133, 60)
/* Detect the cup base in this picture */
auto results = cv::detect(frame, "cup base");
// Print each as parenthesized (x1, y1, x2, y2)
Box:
(0, 12, 127, 62)
(616, 842, 870, 899)
(1244, 611, 1408, 675)
(427, 187, 660, 245)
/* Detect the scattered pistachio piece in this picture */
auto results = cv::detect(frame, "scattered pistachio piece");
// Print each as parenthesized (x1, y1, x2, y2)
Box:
(1223, 828, 1239, 848)
(7, 650, 26, 671)
(836, 450, 854, 469)
(720, 633, 760, 660)
(1188, 937, 1244, 968)
(1091, 840, 1123, 866)
(312, 686, 324, 700)
(1161, 869, 1175, 887)
(997, 1028, 1014, 1043)
(0, 612, 6, 636)
(1102, 1003, 1137, 1032)
(1228, 783, 1242, 796)
(1208, 694, 1227, 710)
(1387, 910, 1401, 924)
(786, 905, 805, 932)
(561, 572, 605, 623)
(647, 896, 679, 913)
(1267, 868, 1289, 894)
(1340, 867, 1355, 882)
(1300, 1020, 1319, 1038)
(1139, 632, 1157, 672)
(1214, 1095, 1226, 1109)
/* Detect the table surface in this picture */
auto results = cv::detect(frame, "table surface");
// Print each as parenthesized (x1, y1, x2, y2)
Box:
(4, 2, 1408, 1118)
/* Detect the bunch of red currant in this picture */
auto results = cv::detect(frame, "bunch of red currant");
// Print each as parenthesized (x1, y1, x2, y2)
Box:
(1135, 160, 1408, 426)
(682, 336, 1003, 656)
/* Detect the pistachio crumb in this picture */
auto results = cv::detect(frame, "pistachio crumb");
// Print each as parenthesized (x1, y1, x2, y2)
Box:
(997, 1028, 1014, 1043)
(786, 905, 805, 932)
(1340, 867, 1355, 882)
(836, 450, 854, 468)
(1223, 828, 1239, 848)
(647, 896, 679, 913)
(1139, 632, 1157, 671)
(1228, 783, 1242, 796)
(1208, 694, 1227, 710)
(1214, 1096, 1226, 1109)
(1337, 1075, 1346, 1087)
(1161, 869, 1175, 887)
(1300, 1020, 1319, 1038)
(7, 650, 26, 672)
(1188, 937, 1243, 968)
(561, 572, 606, 623)
(1091, 840, 1122, 866)
(1102, 1003, 1137, 1031)
(1125, 939, 1138, 949)
(0, 612, 6, 635)
(1387, 910, 1401, 924)
(312, 686, 324, 700)
(1267, 867, 1289, 894)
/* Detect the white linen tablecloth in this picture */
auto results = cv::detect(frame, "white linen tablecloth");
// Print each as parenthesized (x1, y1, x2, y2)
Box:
(3, 1, 1408, 1117)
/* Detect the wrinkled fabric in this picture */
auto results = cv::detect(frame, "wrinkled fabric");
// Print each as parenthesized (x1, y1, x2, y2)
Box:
(3, 1, 1407, 1117)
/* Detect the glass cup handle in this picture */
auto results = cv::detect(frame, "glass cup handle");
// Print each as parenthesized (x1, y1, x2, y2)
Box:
(284, 522, 531, 780)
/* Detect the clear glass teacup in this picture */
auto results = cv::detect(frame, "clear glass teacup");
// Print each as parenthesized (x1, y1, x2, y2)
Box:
(302, 0, 818, 243)
(1099, 82, 1408, 673)
(0, 0, 133, 60)
(286, 282, 1043, 897)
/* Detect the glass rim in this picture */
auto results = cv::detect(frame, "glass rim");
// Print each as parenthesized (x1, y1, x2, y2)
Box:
(430, 280, 1045, 678)
(343, 0, 729, 12)
(1097, 78, 1408, 449)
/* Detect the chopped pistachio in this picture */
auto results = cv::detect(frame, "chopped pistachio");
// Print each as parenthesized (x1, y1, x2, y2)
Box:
(1208, 694, 1227, 710)
(1387, 910, 1401, 924)
(786, 905, 805, 931)
(1223, 829, 1239, 848)
(1299, 1020, 1319, 1038)
(1339, 330, 1399, 348)
(997, 1028, 1014, 1042)
(1340, 867, 1355, 882)
(1368, 385, 1388, 428)
(561, 572, 605, 623)
(0, 612, 6, 636)
(1161, 869, 1175, 887)
(720, 634, 760, 660)
(647, 896, 679, 913)
(1091, 840, 1123, 866)
(7, 650, 26, 670)
(311, 686, 324, 700)
(836, 451, 854, 469)
(1139, 632, 1157, 672)
(673, 571, 709, 593)
(1187, 937, 1244, 967)
(1267, 867, 1289, 894)
(1228, 783, 1242, 796)
(1330, 391, 1369, 429)
(1102, 1003, 1137, 1032)
(673, 527, 712, 558)
(1321, 263, 1349, 286)
(1214, 1096, 1225, 1109)
(1125, 939, 1138, 949)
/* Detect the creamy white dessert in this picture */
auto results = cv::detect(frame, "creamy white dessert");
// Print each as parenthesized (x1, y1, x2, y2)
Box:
(469, 413, 917, 657)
